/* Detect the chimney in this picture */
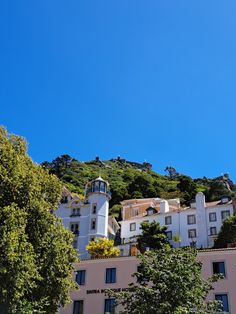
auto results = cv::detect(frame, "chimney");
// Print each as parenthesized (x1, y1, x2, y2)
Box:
(160, 200, 169, 214)
(196, 192, 206, 208)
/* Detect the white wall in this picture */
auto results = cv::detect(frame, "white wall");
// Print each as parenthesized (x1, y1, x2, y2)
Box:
(120, 199, 234, 250)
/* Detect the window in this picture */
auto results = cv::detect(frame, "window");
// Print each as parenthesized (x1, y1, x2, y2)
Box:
(210, 227, 217, 236)
(134, 208, 139, 216)
(130, 223, 136, 231)
(72, 238, 78, 249)
(104, 298, 115, 314)
(213, 262, 226, 277)
(73, 300, 84, 314)
(92, 203, 97, 214)
(146, 208, 154, 216)
(106, 268, 116, 284)
(91, 218, 96, 230)
(209, 212, 216, 222)
(165, 216, 172, 225)
(188, 229, 197, 238)
(90, 236, 95, 241)
(100, 181, 106, 193)
(221, 210, 230, 221)
(190, 240, 197, 248)
(215, 294, 229, 312)
(61, 195, 68, 204)
(71, 223, 79, 235)
(187, 215, 196, 225)
(76, 270, 86, 285)
(166, 231, 172, 240)
(94, 181, 100, 192)
(71, 208, 81, 216)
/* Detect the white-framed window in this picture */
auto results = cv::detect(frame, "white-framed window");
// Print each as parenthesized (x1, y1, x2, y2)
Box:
(105, 268, 116, 284)
(215, 294, 229, 312)
(104, 298, 115, 314)
(187, 215, 196, 225)
(209, 212, 216, 222)
(73, 300, 84, 314)
(71, 208, 81, 216)
(221, 210, 230, 221)
(72, 238, 78, 249)
(165, 216, 172, 225)
(92, 203, 97, 214)
(75, 270, 86, 285)
(213, 261, 226, 277)
(130, 222, 136, 231)
(70, 223, 79, 235)
(91, 218, 96, 230)
(210, 227, 217, 236)
(188, 229, 197, 238)
(166, 231, 172, 240)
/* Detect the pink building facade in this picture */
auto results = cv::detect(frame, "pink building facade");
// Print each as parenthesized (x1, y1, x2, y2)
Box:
(60, 248, 236, 314)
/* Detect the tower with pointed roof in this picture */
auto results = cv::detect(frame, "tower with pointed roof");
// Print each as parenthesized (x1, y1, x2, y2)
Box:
(56, 177, 112, 259)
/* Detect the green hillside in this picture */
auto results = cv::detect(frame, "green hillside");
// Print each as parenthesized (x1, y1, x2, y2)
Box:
(42, 155, 235, 218)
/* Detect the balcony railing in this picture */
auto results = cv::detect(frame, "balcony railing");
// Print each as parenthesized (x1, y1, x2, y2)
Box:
(70, 213, 81, 217)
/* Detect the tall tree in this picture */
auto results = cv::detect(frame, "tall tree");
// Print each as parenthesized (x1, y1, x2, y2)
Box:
(112, 248, 223, 314)
(214, 215, 236, 248)
(137, 221, 170, 253)
(0, 127, 78, 313)
(177, 175, 198, 203)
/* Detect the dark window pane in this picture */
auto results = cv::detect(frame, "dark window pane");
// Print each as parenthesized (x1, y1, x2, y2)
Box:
(215, 294, 229, 312)
(76, 270, 86, 285)
(104, 299, 115, 314)
(73, 300, 84, 314)
(106, 268, 116, 284)
(213, 262, 225, 276)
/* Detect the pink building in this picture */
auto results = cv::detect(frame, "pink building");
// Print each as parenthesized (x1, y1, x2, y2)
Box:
(60, 248, 236, 314)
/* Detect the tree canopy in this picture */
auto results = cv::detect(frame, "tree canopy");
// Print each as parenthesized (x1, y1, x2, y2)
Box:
(0, 127, 78, 313)
(137, 221, 170, 253)
(214, 215, 236, 248)
(86, 238, 120, 259)
(111, 248, 223, 314)
(42, 155, 236, 216)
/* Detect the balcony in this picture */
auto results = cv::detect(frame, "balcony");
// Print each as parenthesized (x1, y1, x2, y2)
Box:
(70, 213, 81, 217)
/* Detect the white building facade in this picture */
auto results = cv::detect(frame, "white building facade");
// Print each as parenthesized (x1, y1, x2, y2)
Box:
(56, 177, 113, 259)
(119, 193, 236, 256)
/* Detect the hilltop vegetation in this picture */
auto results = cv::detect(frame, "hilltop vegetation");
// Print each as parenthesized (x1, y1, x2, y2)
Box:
(42, 155, 235, 218)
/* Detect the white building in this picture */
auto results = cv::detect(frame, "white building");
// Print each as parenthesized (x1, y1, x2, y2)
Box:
(119, 192, 236, 256)
(56, 177, 119, 259)
(57, 176, 236, 258)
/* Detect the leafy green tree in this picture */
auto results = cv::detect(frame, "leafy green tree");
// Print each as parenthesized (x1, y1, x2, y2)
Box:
(109, 204, 122, 219)
(42, 155, 235, 210)
(128, 174, 157, 198)
(112, 248, 223, 314)
(131, 191, 143, 199)
(177, 175, 198, 203)
(137, 221, 170, 253)
(204, 181, 233, 202)
(86, 238, 120, 258)
(214, 215, 236, 248)
(0, 127, 78, 313)
(164, 166, 179, 179)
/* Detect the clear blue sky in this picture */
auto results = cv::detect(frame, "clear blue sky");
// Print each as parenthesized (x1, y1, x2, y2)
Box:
(1, 1, 236, 180)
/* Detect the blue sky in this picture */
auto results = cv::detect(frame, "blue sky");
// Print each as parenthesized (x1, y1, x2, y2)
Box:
(1, 1, 236, 180)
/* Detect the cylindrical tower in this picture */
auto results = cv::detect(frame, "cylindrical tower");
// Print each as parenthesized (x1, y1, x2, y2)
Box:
(85, 177, 111, 240)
